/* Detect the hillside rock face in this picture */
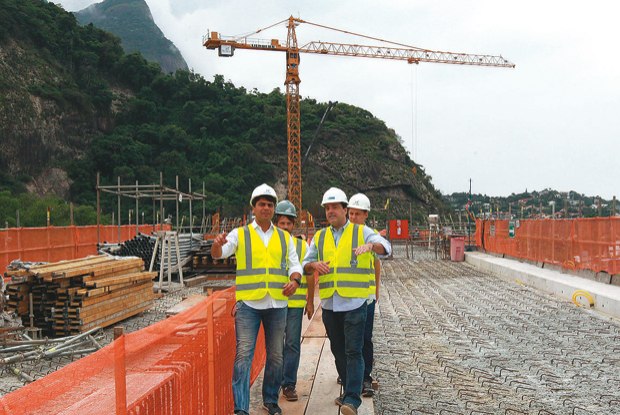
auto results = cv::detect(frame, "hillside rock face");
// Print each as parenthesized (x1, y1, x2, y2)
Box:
(265, 105, 446, 221)
(76, 0, 188, 74)
(0, 38, 99, 197)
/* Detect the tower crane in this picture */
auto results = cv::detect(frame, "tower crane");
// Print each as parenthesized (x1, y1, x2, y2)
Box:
(203, 17, 514, 219)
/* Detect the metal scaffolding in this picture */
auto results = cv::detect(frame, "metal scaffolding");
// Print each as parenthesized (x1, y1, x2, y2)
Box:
(96, 172, 207, 245)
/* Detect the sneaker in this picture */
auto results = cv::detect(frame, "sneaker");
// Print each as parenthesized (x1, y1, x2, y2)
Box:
(262, 402, 282, 415)
(282, 385, 298, 401)
(340, 403, 358, 415)
(334, 395, 344, 406)
(362, 379, 374, 397)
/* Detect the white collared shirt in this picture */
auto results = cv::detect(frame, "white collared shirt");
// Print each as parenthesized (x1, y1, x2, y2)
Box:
(216, 220, 303, 309)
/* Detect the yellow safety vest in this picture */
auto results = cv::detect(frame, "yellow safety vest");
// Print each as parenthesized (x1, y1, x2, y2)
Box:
(288, 238, 308, 308)
(315, 224, 373, 299)
(368, 229, 378, 298)
(235, 225, 291, 301)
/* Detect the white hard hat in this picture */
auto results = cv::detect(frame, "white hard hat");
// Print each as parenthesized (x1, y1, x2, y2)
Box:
(250, 183, 278, 206)
(349, 193, 371, 211)
(321, 187, 348, 207)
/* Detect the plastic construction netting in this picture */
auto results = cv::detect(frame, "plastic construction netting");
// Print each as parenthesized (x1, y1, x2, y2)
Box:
(0, 287, 266, 415)
(1, 225, 169, 276)
(475, 217, 620, 275)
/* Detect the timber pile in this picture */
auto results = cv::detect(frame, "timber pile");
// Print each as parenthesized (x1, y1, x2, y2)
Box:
(4, 255, 156, 336)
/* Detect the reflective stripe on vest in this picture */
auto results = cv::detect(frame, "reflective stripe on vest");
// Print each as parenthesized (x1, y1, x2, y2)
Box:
(235, 225, 290, 301)
(288, 237, 308, 308)
(368, 228, 378, 298)
(316, 223, 372, 299)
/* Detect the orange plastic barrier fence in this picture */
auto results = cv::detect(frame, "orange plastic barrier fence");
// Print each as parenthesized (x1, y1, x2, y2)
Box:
(0, 224, 170, 274)
(0, 287, 267, 415)
(475, 217, 620, 275)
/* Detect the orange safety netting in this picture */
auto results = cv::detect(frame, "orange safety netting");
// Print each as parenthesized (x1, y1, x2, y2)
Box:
(0, 287, 267, 415)
(0, 224, 170, 274)
(475, 217, 620, 275)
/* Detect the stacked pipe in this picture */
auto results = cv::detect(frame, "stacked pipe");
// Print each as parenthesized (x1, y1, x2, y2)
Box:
(101, 233, 203, 275)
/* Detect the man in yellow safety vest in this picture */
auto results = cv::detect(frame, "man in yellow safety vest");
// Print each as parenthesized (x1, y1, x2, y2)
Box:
(274, 200, 316, 402)
(211, 184, 303, 415)
(302, 187, 391, 415)
(348, 193, 380, 398)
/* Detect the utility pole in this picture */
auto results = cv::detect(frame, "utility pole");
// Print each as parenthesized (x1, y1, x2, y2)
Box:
(467, 178, 471, 247)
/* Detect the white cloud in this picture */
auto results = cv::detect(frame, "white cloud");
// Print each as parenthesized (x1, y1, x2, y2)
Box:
(55, 0, 620, 199)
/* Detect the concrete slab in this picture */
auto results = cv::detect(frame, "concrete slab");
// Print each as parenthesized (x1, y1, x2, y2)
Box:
(466, 251, 620, 320)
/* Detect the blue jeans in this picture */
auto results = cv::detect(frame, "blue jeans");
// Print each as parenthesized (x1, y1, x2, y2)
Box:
(282, 307, 304, 387)
(232, 302, 287, 413)
(363, 299, 375, 381)
(322, 302, 367, 409)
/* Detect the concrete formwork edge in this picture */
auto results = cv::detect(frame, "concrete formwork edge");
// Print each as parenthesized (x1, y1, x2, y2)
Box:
(465, 252, 620, 321)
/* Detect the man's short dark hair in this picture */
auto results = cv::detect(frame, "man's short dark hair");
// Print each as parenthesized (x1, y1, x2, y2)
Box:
(252, 195, 277, 207)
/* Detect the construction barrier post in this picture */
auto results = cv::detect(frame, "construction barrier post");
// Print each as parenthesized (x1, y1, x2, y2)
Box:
(114, 327, 127, 415)
(207, 298, 216, 414)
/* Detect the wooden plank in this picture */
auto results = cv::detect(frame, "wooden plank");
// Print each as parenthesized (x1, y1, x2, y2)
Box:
(66, 285, 154, 320)
(54, 301, 153, 334)
(182, 274, 210, 287)
(79, 302, 152, 332)
(30, 255, 112, 272)
(277, 337, 325, 413)
(49, 258, 144, 281)
(81, 265, 147, 282)
(302, 305, 326, 338)
(84, 272, 156, 288)
(202, 286, 231, 296)
(33, 256, 116, 279)
(165, 294, 206, 317)
(75, 282, 153, 307)
(305, 338, 340, 414)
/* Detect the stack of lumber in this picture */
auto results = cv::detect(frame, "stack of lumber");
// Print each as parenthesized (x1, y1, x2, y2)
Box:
(5, 282, 30, 318)
(4, 255, 156, 336)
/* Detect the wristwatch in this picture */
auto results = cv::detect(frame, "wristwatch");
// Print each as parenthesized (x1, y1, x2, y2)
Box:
(291, 276, 302, 286)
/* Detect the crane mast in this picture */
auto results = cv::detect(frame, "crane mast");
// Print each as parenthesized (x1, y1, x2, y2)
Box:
(285, 17, 302, 216)
(203, 17, 515, 218)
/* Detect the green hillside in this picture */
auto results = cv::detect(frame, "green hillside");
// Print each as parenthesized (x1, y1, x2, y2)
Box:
(0, 0, 447, 227)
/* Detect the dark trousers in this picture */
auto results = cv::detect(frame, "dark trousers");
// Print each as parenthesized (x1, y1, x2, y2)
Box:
(322, 302, 367, 409)
(363, 299, 375, 381)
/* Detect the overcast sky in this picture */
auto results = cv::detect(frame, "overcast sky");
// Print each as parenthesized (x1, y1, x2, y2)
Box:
(56, 0, 619, 199)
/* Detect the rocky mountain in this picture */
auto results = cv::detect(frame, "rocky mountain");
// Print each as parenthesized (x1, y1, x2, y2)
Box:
(75, 0, 188, 74)
(0, 0, 447, 225)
